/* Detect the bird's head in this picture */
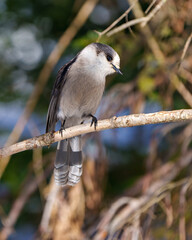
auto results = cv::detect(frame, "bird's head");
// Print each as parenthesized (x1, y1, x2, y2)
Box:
(77, 43, 122, 77)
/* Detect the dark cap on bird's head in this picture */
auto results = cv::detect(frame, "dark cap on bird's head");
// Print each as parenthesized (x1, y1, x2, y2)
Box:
(93, 43, 122, 75)
(77, 42, 122, 76)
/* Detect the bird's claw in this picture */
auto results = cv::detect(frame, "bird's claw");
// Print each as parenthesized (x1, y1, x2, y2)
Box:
(90, 115, 98, 130)
(59, 127, 65, 137)
(59, 120, 66, 137)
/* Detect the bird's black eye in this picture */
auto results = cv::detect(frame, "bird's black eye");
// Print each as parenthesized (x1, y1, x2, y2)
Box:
(106, 55, 113, 62)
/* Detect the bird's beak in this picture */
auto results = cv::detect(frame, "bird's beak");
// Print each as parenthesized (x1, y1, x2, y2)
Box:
(111, 63, 123, 75)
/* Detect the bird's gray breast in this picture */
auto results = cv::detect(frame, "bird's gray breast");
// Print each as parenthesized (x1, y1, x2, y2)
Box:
(57, 65, 105, 126)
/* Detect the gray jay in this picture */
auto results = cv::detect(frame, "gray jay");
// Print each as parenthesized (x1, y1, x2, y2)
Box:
(46, 43, 121, 187)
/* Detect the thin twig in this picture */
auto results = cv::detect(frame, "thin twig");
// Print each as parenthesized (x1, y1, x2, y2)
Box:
(160, 194, 173, 227)
(29, 120, 47, 202)
(141, 0, 167, 27)
(128, 0, 165, 63)
(40, 178, 60, 234)
(179, 32, 192, 69)
(0, 109, 192, 159)
(106, 0, 167, 36)
(145, 0, 158, 14)
(128, 0, 192, 108)
(179, 181, 191, 240)
(95, 0, 137, 41)
(170, 74, 192, 108)
(179, 68, 192, 85)
(107, 17, 146, 36)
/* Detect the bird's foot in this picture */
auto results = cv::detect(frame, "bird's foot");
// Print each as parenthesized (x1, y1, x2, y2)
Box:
(59, 120, 66, 137)
(90, 114, 98, 130)
(59, 127, 65, 137)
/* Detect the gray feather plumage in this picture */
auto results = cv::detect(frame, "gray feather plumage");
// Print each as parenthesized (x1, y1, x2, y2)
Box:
(46, 43, 121, 187)
(46, 56, 78, 133)
(54, 137, 82, 186)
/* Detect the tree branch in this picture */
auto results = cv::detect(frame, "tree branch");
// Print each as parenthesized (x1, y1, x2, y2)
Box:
(0, 109, 192, 159)
(106, 0, 167, 37)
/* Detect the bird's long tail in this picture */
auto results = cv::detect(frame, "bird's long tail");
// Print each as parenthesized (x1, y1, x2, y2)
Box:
(54, 136, 82, 186)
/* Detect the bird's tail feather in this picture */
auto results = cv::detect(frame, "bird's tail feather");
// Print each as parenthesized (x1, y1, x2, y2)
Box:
(54, 136, 82, 186)
(54, 140, 69, 186)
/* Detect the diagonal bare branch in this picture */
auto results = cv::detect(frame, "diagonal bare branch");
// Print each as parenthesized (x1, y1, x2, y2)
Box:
(179, 32, 192, 69)
(0, 109, 192, 159)
(95, 0, 137, 41)
(106, 0, 167, 36)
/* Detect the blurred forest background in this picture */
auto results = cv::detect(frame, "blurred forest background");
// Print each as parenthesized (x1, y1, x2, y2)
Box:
(0, 0, 192, 239)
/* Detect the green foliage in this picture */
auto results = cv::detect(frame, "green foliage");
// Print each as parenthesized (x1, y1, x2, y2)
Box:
(138, 74, 155, 94)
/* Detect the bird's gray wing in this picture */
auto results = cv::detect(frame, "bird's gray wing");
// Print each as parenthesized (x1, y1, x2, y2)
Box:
(46, 55, 78, 133)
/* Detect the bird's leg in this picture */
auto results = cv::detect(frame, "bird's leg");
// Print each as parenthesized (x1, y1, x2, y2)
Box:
(59, 119, 66, 137)
(89, 114, 98, 130)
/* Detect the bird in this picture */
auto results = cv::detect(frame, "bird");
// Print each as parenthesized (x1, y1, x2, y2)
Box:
(46, 43, 122, 187)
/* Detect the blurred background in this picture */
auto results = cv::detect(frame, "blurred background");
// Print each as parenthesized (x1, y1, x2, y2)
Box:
(0, 0, 192, 239)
